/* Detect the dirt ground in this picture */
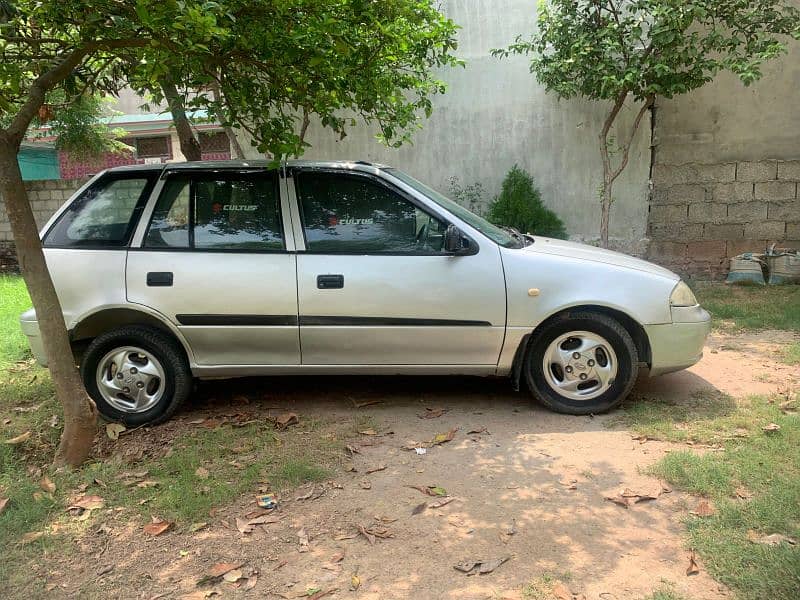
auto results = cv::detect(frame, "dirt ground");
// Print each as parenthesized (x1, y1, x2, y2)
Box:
(40, 329, 800, 600)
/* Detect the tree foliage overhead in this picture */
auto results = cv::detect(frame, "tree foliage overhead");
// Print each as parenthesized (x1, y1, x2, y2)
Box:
(492, 0, 800, 248)
(1, 0, 460, 157)
(494, 0, 800, 103)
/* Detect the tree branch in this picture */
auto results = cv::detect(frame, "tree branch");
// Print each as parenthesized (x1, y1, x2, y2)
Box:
(609, 94, 655, 184)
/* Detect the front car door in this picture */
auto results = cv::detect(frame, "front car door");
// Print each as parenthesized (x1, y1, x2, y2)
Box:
(289, 166, 507, 368)
(126, 167, 300, 367)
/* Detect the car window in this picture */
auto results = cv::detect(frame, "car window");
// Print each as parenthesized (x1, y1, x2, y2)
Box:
(295, 171, 448, 253)
(144, 172, 284, 251)
(44, 174, 156, 247)
(386, 169, 522, 249)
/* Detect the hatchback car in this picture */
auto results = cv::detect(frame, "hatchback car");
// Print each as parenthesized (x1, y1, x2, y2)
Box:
(21, 160, 710, 425)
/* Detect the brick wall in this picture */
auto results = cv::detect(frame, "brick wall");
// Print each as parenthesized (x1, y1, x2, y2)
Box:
(647, 160, 799, 279)
(0, 178, 87, 272)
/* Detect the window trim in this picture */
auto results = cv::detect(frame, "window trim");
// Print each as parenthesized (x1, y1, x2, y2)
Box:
(291, 168, 477, 256)
(141, 170, 288, 254)
(42, 172, 158, 250)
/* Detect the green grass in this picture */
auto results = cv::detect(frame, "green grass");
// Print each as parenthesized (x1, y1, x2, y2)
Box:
(0, 275, 349, 596)
(692, 282, 800, 332)
(0, 274, 33, 367)
(640, 393, 800, 600)
(641, 582, 687, 600)
(781, 341, 800, 365)
(618, 390, 780, 444)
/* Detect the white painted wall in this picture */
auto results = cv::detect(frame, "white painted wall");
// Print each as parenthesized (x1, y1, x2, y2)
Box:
(253, 0, 653, 249)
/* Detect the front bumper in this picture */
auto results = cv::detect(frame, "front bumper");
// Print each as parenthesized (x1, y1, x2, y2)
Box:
(644, 306, 711, 376)
(19, 310, 48, 367)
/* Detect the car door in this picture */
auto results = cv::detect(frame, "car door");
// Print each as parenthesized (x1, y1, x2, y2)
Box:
(290, 168, 506, 366)
(126, 168, 300, 366)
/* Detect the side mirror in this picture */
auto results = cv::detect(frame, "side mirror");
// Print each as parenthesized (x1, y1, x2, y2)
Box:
(444, 224, 471, 255)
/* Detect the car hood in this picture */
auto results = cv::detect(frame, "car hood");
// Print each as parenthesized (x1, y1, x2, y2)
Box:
(524, 237, 679, 280)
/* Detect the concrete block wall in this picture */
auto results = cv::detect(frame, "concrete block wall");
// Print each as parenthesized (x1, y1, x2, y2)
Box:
(647, 160, 799, 279)
(0, 178, 86, 271)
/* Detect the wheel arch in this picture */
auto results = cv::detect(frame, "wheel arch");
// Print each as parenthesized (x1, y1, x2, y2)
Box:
(70, 305, 195, 364)
(510, 304, 652, 390)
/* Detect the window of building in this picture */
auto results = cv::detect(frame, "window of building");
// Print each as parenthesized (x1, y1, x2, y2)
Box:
(134, 136, 171, 159)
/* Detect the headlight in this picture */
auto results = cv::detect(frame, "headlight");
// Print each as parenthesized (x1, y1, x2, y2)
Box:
(670, 281, 698, 307)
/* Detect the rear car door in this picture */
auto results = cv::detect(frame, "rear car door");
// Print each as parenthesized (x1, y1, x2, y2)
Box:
(126, 168, 300, 366)
(291, 168, 506, 366)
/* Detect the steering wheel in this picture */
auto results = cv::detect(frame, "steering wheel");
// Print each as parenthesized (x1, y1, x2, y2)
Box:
(415, 222, 429, 248)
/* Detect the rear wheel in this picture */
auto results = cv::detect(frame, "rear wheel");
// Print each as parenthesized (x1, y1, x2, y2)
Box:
(524, 312, 638, 415)
(81, 326, 191, 426)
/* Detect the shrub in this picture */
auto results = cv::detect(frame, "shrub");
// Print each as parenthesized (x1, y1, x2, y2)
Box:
(488, 165, 567, 238)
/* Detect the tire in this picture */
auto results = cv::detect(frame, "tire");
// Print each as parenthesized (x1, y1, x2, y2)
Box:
(524, 311, 638, 415)
(81, 326, 191, 426)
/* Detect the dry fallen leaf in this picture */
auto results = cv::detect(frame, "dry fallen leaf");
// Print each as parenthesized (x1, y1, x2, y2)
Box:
(0, 497, 8, 515)
(222, 568, 244, 583)
(5, 431, 31, 445)
(418, 407, 447, 419)
(431, 428, 457, 446)
(734, 487, 753, 500)
(143, 518, 173, 536)
(428, 497, 455, 509)
(297, 528, 309, 551)
(105, 423, 126, 440)
(207, 562, 243, 578)
(366, 465, 387, 474)
(552, 581, 573, 600)
(686, 552, 700, 576)
(195, 467, 209, 479)
(189, 522, 208, 532)
(274, 412, 299, 429)
(40, 475, 56, 494)
(358, 428, 378, 436)
(454, 557, 509, 575)
(746, 530, 797, 546)
(352, 399, 382, 408)
(69, 495, 105, 511)
(243, 574, 258, 590)
(605, 487, 659, 508)
(466, 426, 488, 435)
(762, 423, 781, 432)
(350, 574, 361, 591)
(691, 499, 716, 517)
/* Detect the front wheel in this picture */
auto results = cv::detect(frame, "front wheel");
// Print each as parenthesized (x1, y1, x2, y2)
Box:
(81, 326, 191, 426)
(524, 312, 638, 415)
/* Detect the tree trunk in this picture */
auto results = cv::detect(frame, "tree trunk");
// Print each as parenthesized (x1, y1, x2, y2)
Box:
(160, 76, 202, 161)
(209, 83, 245, 159)
(599, 178, 613, 249)
(0, 136, 97, 467)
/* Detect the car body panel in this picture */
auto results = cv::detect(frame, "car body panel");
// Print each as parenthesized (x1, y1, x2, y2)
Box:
(19, 160, 710, 385)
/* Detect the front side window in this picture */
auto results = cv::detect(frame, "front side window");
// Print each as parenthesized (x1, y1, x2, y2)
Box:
(44, 174, 156, 247)
(144, 172, 284, 251)
(296, 171, 448, 253)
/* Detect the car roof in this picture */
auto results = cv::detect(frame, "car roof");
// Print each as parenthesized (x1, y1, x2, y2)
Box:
(100, 159, 392, 175)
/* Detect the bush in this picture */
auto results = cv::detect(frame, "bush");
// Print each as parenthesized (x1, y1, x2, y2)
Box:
(488, 165, 567, 238)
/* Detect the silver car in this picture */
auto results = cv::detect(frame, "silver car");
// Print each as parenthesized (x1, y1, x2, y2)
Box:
(20, 160, 710, 425)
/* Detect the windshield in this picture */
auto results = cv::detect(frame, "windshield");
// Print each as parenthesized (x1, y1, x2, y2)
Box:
(385, 169, 523, 249)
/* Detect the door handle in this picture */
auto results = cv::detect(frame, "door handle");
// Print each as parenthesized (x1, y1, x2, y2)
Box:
(317, 274, 344, 289)
(147, 272, 173, 287)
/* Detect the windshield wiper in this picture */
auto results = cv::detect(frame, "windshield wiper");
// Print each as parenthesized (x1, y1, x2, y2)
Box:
(500, 226, 534, 247)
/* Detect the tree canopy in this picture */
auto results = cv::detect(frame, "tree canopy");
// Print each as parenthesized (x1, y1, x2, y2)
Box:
(493, 0, 800, 247)
(495, 0, 800, 103)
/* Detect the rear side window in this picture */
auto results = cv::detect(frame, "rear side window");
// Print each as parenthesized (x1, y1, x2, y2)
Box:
(144, 171, 284, 251)
(44, 175, 156, 247)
